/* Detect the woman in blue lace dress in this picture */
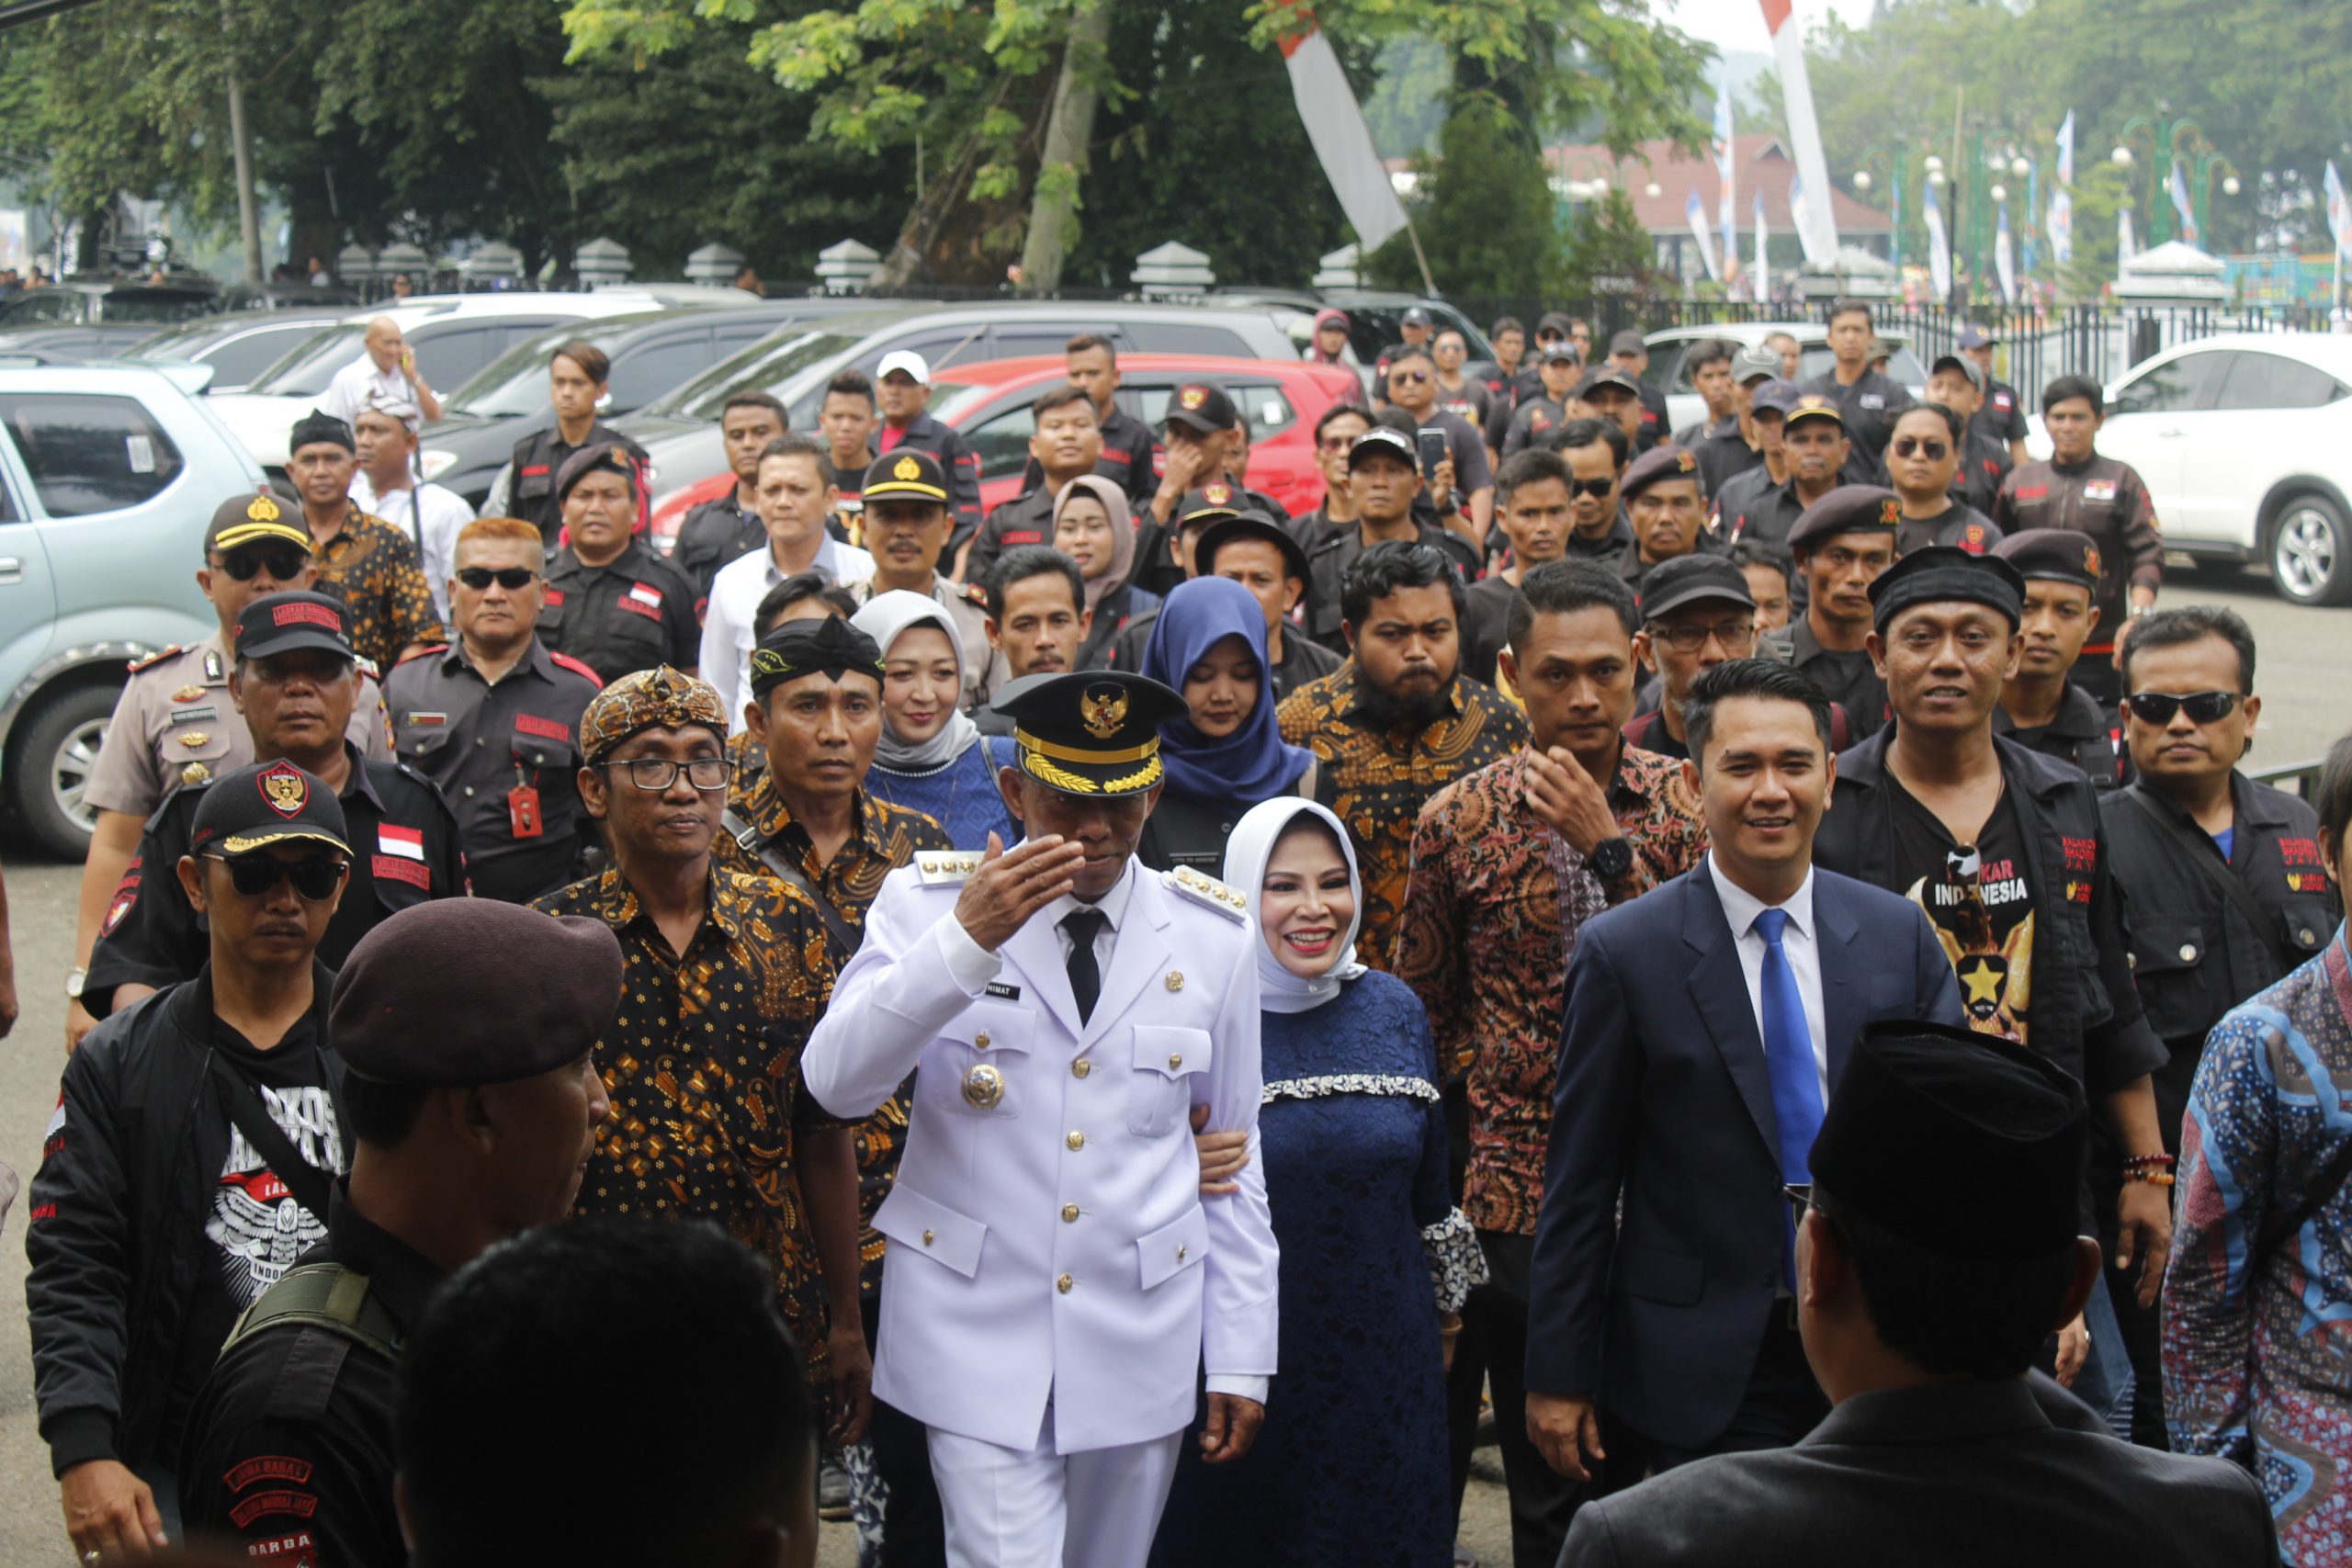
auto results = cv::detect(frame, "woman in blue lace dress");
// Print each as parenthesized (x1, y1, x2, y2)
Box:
(847, 590, 1016, 851)
(1153, 798, 1483, 1567)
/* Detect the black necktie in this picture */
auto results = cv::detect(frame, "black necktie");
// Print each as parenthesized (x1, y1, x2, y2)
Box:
(1062, 909, 1109, 1023)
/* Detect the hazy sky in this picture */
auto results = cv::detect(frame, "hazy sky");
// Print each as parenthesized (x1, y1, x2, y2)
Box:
(1662, 0, 1881, 57)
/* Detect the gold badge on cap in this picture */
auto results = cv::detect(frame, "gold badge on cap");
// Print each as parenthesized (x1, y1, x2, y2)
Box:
(1677, 449, 1697, 472)
(1180, 386, 1206, 410)
(1880, 498, 1901, 527)
(962, 1062, 1005, 1110)
(246, 495, 281, 523)
(893, 456, 922, 481)
(1080, 684, 1129, 739)
(2084, 545, 2102, 577)
(1204, 482, 1230, 504)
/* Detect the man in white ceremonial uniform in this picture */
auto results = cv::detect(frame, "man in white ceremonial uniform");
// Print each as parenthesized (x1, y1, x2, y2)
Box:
(805, 668, 1279, 1568)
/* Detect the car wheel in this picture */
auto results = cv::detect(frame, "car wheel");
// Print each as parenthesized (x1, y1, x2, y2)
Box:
(2269, 495, 2352, 607)
(7, 682, 118, 861)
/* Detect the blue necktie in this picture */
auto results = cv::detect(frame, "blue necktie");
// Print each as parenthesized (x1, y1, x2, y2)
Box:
(1753, 908, 1824, 1182)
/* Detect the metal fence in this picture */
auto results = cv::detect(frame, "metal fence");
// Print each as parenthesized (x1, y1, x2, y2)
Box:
(2253, 758, 2326, 802)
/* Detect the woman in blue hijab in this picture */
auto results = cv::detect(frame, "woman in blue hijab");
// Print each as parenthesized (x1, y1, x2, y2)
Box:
(1136, 575, 1319, 874)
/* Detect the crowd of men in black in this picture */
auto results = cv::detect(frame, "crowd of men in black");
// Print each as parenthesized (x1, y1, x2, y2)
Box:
(0, 294, 2335, 1568)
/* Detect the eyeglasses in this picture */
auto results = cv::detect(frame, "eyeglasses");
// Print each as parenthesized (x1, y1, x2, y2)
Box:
(1566, 477, 1615, 500)
(1891, 437, 1951, 460)
(217, 547, 310, 582)
(598, 757, 733, 792)
(208, 851, 348, 901)
(1646, 619, 1755, 654)
(2125, 690, 2240, 726)
(455, 566, 539, 591)
(1389, 369, 1431, 384)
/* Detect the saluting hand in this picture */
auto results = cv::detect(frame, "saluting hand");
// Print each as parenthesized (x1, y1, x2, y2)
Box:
(1524, 746, 1621, 859)
(954, 832, 1086, 953)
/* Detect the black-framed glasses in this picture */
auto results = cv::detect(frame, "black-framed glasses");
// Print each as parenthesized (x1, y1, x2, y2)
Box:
(1647, 619, 1755, 655)
(217, 547, 310, 582)
(2126, 690, 2239, 726)
(599, 757, 732, 792)
(208, 851, 348, 901)
(456, 566, 539, 591)
(1891, 436, 1950, 460)
(1566, 477, 1614, 500)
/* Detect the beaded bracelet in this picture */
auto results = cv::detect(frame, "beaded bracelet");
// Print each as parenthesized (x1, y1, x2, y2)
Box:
(2121, 1169, 2177, 1187)
(2122, 1153, 2178, 1171)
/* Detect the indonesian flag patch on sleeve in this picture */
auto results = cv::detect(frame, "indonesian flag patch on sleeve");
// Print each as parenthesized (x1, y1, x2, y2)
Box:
(379, 824, 424, 862)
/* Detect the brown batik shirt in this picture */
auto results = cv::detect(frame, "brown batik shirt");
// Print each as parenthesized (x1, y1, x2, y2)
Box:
(1275, 664, 1528, 973)
(1395, 744, 1707, 1234)
(311, 506, 443, 671)
(536, 863, 842, 1377)
(712, 776, 951, 1296)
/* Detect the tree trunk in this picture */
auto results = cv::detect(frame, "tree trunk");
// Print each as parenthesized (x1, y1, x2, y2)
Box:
(1016, 0, 1114, 294)
(225, 60, 263, 282)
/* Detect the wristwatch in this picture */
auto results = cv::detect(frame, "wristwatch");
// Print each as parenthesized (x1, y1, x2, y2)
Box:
(65, 966, 86, 1001)
(1588, 837, 1634, 881)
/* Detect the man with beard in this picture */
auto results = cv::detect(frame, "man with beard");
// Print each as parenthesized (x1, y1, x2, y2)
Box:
(1888, 404, 2001, 558)
(1278, 541, 1527, 971)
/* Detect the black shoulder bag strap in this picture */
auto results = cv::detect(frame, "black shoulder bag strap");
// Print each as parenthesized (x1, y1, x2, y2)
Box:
(208, 1058, 336, 1231)
(722, 808, 861, 962)
(2119, 784, 2301, 973)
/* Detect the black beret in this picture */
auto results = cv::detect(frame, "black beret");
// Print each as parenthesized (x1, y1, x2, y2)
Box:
(1869, 544, 2026, 631)
(1640, 553, 1756, 619)
(1991, 527, 2101, 590)
(331, 901, 624, 1087)
(750, 615, 884, 698)
(1787, 485, 1902, 555)
(288, 409, 354, 454)
(555, 441, 639, 502)
(1811, 1020, 2086, 1260)
(1620, 443, 1702, 502)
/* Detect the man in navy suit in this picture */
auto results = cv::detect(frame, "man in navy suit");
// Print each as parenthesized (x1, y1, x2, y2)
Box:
(1524, 659, 1965, 1482)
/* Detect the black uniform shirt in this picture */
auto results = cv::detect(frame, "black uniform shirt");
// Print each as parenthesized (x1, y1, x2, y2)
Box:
(963, 483, 1060, 587)
(1800, 367, 1916, 467)
(1895, 501, 2002, 558)
(672, 492, 766, 606)
(178, 1188, 441, 1568)
(85, 748, 466, 1018)
(1764, 615, 1889, 741)
(2100, 773, 2339, 1144)
(1952, 430, 2015, 518)
(1695, 426, 1765, 502)
(1994, 682, 2119, 790)
(1973, 379, 2030, 449)
(1016, 403, 1159, 511)
(1992, 456, 2165, 650)
(505, 422, 640, 546)
(1564, 513, 1634, 562)
(1501, 396, 1569, 458)
(1714, 472, 1811, 548)
(384, 637, 605, 903)
(537, 536, 700, 686)
(1304, 523, 1482, 651)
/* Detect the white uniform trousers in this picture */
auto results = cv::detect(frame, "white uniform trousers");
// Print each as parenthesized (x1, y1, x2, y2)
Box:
(928, 1402, 1182, 1568)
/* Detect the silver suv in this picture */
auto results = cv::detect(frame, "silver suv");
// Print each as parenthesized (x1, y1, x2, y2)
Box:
(0, 365, 265, 857)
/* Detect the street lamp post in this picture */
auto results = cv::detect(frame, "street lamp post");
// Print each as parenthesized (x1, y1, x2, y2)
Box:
(1850, 144, 1910, 272)
(2114, 116, 2237, 247)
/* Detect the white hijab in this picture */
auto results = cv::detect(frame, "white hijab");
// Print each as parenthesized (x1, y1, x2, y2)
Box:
(850, 590, 981, 771)
(1222, 798, 1368, 1015)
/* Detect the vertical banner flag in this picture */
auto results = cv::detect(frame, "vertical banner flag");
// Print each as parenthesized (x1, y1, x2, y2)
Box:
(1754, 186, 1770, 301)
(2324, 161, 2350, 315)
(2047, 109, 2075, 266)
(1687, 189, 1724, 283)
(1789, 170, 1829, 266)
(1923, 178, 1952, 300)
(2169, 159, 2199, 245)
(1995, 199, 2018, 305)
(1714, 76, 1738, 276)
(2119, 205, 2138, 265)
(1760, 0, 1840, 264)
(1276, 10, 1410, 253)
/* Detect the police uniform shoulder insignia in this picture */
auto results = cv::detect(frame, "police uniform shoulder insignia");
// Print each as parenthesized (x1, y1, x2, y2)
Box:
(127, 645, 186, 674)
(548, 651, 607, 690)
(916, 852, 980, 886)
(1164, 864, 1249, 922)
(394, 644, 448, 666)
(960, 581, 989, 607)
(355, 654, 382, 681)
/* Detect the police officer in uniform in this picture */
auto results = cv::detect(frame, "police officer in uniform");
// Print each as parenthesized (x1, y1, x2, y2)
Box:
(177, 900, 621, 1568)
(804, 670, 1280, 1568)
(1991, 530, 2121, 787)
(84, 592, 466, 1021)
(69, 494, 390, 1046)
(849, 448, 992, 711)
(537, 443, 701, 686)
(385, 516, 606, 902)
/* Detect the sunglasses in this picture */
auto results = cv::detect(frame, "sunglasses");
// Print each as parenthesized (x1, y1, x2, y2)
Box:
(456, 566, 541, 591)
(1647, 619, 1755, 655)
(1891, 437, 1950, 460)
(1317, 434, 1359, 453)
(217, 547, 310, 582)
(209, 851, 348, 901)
(1389, 369, 1431, 384)
(1566, 477, 1615, 500)
(599, 757, 733, 792)
(2125, 690, 2239, 726)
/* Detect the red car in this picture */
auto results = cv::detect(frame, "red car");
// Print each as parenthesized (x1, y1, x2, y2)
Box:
(650, 353, 1362, 552)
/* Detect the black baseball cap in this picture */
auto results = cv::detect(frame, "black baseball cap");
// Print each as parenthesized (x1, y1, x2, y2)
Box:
(1640, 554, 1757, 619)
(1347, 427, 1418, 468)
(190, 760, 352, 859)
(1784, 393, 1847, 431)
(232, 589, 356, 662)
(1165, 380, 1238, 436)
(1540, 341, 1579, 366)
(1734, 344, 1782, 384)
(1576, 366, 1643, 400)
(1608, 330, 1647, 357)
(1194, 513, 1310, 586)
(1400, 306, 1433, 329)
(1175, 482, 1245, 531)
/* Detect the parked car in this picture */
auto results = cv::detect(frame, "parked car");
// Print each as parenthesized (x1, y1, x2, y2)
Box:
(418, 300, 882, 507)
(621, 300, 1305, 524)
(123, 305, 357, 393)
(2018, 333, 2352, 605)
(0, 366, 268, 857)
(1644, 321, 1929, 434)
(206, 289, 736, 474)
(0, 280, 220, 334)
(1211, 287, 1498, 366)
(649, 352, 1362, 550)
(214, 281, 365, 311)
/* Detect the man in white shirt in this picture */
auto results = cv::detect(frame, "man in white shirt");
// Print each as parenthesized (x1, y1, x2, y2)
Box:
(319, 317, 442, 428)
(350, 393, 475, 624)
(700, 431, 875, 728)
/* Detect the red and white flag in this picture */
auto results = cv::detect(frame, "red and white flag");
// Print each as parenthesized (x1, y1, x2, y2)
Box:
(1275, 6, 1410, 252)
(378, 824, 424, 862)
(1759, 0, 1839, 265)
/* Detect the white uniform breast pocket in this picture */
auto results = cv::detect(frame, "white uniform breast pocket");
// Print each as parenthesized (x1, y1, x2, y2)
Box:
(920, 998, 1035, 1120)
(1127, 1025, 1212, 1137)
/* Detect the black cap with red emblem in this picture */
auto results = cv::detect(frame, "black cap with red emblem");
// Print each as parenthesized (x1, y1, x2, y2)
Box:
(1163, 379, 1238, 436)
(189, 760, 352, 858)
(232, 589, 356, 662)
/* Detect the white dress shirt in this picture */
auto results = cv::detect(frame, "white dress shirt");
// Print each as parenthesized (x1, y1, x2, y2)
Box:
(700, 535, 878, 729)
(1706, 854, 1831, 1102)
(319, 357, 411, 429)
(350, 473, 476, 624)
